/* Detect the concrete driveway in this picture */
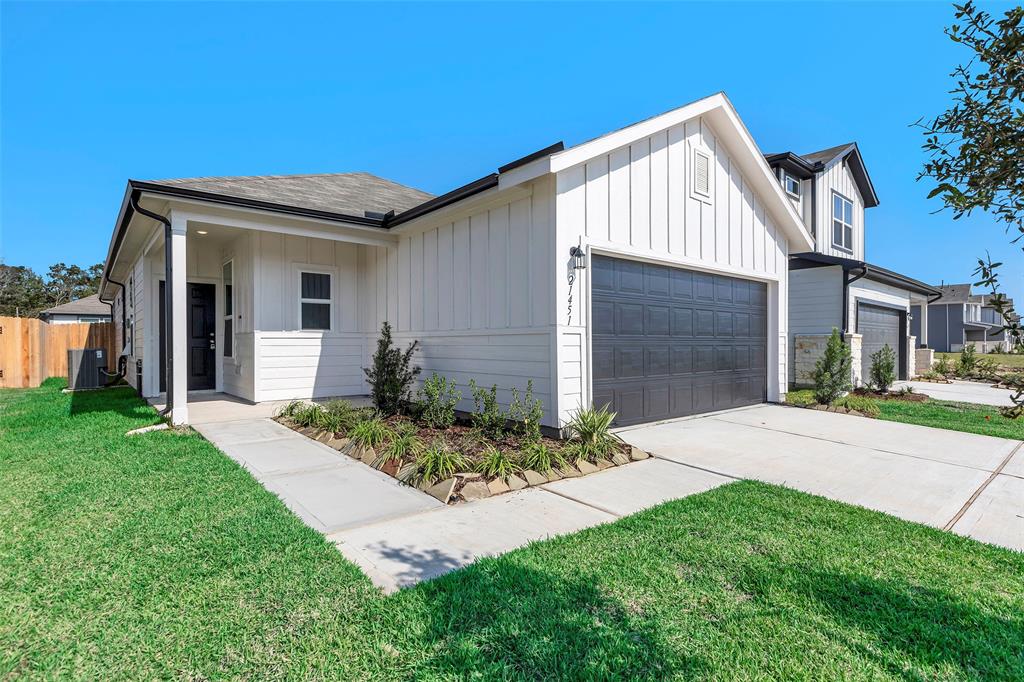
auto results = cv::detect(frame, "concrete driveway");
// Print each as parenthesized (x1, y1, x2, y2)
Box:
(616, 405, 1023, 550)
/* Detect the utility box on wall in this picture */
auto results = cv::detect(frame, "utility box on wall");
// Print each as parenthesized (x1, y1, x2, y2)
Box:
(67, 348, 107, 390)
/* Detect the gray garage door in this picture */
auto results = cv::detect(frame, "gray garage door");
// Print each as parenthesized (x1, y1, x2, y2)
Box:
(858, 303, 902, 382)
(591, 255, 768, 427)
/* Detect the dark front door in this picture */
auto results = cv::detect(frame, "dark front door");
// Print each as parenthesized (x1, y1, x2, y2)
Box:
(857, 303, 904, 383)
(159, 281, 216, 392)
(591, 256, 768, 427)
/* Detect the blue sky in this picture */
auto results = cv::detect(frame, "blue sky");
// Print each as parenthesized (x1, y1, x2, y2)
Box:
(2, 1, 1020, 301)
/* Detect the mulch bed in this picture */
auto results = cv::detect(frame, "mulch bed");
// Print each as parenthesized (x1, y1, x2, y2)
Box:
(273, 414, 651, 505)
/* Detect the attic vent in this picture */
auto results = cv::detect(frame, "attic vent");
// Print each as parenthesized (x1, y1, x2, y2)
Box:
(692, 147, 712, 201)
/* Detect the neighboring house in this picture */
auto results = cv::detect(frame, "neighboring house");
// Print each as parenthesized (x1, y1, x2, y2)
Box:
(913, 284, 1016, 353)
(98, 92, 817, 427)
(764, 144, 939, 386)
(38, 294, 112, 324)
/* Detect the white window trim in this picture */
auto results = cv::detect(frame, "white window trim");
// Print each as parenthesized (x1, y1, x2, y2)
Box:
(296, 265, 335, 332)
(784, 172, 801, 199)
(222, 259, 235, 360)
(690, 145, 713, 203)
(832, 190, 854, 252)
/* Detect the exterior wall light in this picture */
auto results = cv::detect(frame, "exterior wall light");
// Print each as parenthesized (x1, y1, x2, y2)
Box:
(569, 245, 586, 270)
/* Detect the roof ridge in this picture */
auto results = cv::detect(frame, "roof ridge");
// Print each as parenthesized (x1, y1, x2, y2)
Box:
(149, 171, 381, 184)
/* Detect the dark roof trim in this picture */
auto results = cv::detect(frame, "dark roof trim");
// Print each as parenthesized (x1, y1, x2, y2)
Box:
(498, 141, 564, 174)
(763, 152, 816, 180)
(841, 144, 879, 208)
(789, 251, 939, 297)
(385, 174, 499, 228)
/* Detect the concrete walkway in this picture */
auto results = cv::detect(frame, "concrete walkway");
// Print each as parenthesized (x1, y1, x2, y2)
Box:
(897, 379, 1016, 407)
(195, 418, 440, 533)
(198, 405, 1023, 593)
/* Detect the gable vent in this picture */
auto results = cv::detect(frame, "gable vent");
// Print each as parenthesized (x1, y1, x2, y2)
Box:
(692, 147, 712, 202)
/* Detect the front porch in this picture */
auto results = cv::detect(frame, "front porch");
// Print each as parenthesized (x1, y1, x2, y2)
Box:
(148, 392, 375, 425)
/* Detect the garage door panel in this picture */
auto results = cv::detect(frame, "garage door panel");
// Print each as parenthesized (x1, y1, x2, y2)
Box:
(592, 255, 767, 426)
(858, 303, 902, 382)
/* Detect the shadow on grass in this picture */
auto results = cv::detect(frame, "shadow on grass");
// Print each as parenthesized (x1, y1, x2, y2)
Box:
(404, 559, 701, 680)
(762, 565, 1024, 678)
(67, 383, 159, 422)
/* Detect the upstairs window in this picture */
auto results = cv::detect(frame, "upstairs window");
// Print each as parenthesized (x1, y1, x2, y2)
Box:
(784, 173, 801, 198)
(832, 191, 854, 251)
(299, 271, 332, 331)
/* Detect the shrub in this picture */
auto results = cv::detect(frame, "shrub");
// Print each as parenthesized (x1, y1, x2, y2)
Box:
(364, 321, 420, 416)
(469, 380, 505, 439)
(349, 416, 392, 449)
(519, 442, 567, 473)
(868, 344, 897, 392)
(833, 394, 880, 418)
(812, 328, 852, 404)
(975, 357, 1000, 379)
(277, 400, 307, 421)
(566, 404, 619, 462)
(418, 373, 461, 429)
(508, 380, 544, 443)
(475, 445, 521, 481)
(935, 355, 954, 376)
(401, 441, 469, 486)
(957, 344, 978, 377)
(374, 423, 423, 470)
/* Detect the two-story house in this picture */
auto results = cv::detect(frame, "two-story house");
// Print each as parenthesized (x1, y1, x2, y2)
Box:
(765, 143, 940, 387)
(912, 284, 1017, 353)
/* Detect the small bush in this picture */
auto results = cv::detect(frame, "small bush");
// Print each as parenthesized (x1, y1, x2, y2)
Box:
(374, 423, 423, 470)
(364, 321, 420, 416)
(834, 394, 880, 418)
(812, 328, 852, 404)
(918, 369, 945, 380)
(974, 357, 1000, 379)
(567, 404, 619, 462)
(349, 416, 391, 449)
(957, 344, 978, 377)
(868, 344, 897, 393)
(401, 441, 470, 487)
(277, 400, 308, 421)
(475, 446, 521, 481)
(519, 442, 567, 473)
(935, 355, 954, 376)
(469, 380, 505, 439)
(785, 390, 816, 407)
(418, 373, 461, 429)
(508, 380, 544, 443)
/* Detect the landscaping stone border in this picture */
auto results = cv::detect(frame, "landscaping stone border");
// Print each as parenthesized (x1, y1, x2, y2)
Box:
(274, 417, 652, 505)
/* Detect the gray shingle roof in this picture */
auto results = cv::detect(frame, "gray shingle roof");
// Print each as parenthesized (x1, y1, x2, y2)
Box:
(934, 283, 974, 303)
(41, 294, 112, 317)
(145, 172, 434, 218)
(800, 143, 855, 166)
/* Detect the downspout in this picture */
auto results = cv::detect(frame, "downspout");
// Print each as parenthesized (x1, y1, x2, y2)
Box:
(810, 174, 818, 243)
(842, 263, 868, 337)
(129, 196, 174, 417)
(102, 275, 130, 383)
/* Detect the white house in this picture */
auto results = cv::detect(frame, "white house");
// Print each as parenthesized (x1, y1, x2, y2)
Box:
(99, 92, 814, 427)
(763, 145, 939, 386)
(39, 294, 113, 324)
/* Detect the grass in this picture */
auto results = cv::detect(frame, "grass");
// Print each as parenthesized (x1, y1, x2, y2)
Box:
(2, 380, 1023, 679)
(936, 351, 1024, 368)
(787, 387, 1024, 439)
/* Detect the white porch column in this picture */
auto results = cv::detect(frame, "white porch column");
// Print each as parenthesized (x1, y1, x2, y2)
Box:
(919, 300, 929, 347)
(170, 214, 189, 425)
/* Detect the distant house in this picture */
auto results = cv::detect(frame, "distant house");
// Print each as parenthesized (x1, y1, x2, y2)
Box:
(39, 294, 112, 324)
(912, 283, 1017, 353)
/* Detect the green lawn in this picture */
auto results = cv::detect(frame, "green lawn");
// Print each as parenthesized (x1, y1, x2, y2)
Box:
(936, 351, 1024, 368)
(3, 381, 1022, 679)
(875, 398, 1024, 440)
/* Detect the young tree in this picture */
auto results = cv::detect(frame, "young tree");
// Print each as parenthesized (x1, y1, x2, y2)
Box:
(868, 344, 897, 393)
(812, 328, 853, 405)
(363, 321, 420, 416)
(918, 2, 1024, 415)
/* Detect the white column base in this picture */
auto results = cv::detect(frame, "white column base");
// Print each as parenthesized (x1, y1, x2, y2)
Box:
(171, 405, 190, 426)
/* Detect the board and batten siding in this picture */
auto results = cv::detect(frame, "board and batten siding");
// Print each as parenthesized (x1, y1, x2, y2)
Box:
(787, 265, 843, 383)
(356, 180, 557, 423)
(554, 115, 791, 424)
(814, 158, 865, 260)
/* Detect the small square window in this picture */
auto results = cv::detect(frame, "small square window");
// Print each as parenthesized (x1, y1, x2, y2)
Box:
(784, 173, 801, 198)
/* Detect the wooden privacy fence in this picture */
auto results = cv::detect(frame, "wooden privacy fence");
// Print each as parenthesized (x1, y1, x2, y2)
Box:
(0, 317, 118, 389)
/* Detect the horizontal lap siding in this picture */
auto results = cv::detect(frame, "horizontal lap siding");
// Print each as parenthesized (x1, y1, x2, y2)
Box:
(555, 115, 790, 424)
(257, 333, 365, 401)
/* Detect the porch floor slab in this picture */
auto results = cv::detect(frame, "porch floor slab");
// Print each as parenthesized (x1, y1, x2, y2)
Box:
(896, 379, 1016, 407)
